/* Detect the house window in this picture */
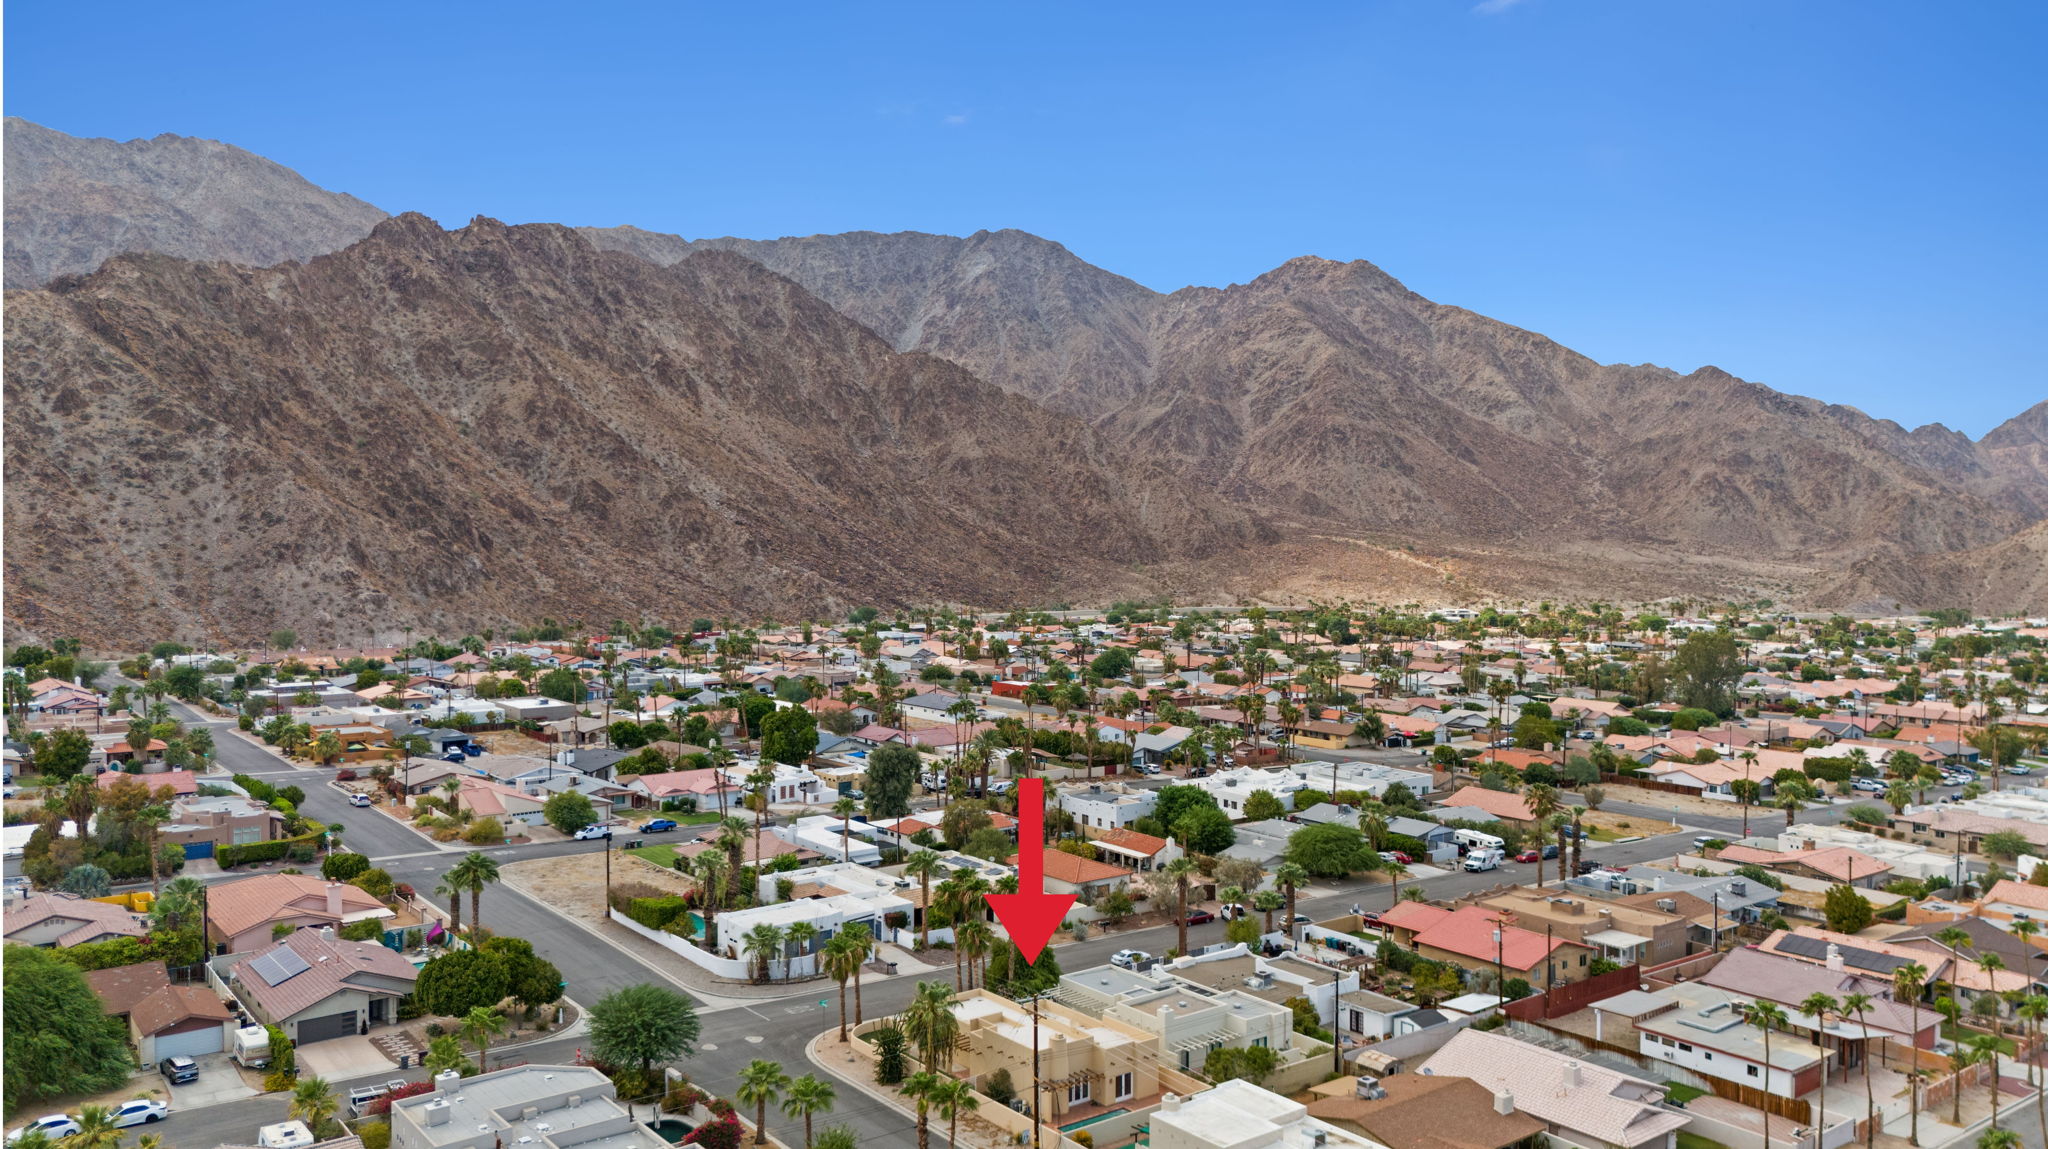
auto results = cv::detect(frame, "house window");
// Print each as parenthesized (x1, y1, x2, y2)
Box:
(1253, 1036, 1267, 1048)
(1747, 1065, 1759, 1078)
(232, 827, 264, 845)
(1114, 1073, 1133, 1100)
(1179, 1050, 1191, 1070)
(1679, 1043, 1693, 1052)
(1069, 1081, 1091, 1105)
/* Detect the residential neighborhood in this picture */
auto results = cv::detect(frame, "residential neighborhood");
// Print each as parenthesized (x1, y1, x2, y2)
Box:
(5, 604, 2048, 1149)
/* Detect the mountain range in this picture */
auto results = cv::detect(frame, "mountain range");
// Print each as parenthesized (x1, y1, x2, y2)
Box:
(6, 120, 2044, 644)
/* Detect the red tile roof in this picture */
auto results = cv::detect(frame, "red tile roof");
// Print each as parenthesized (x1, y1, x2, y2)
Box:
(1010, 847, 1134, 887)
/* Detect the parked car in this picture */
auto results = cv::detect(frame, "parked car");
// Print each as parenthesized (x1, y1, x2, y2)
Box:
(109, 1100, 168, 1128)
(1852, 778, 1886, 792)
(1219, 902, 1250, 920)
(643, 819, 679, 833)
(1541, 843, 1559, 859)
(1110, 948, 1152, 969)
(1377, 850, 1412, 865)
(574, 823, 613, 840)
(1513, 849, 1540, 864)
(1290, 913, 1312, 925)
(1491, 739, 1514, 749)
(348, 792, 373, 807)
(2007, 765, 2032, 776)
(159, 1056, 200, 1084)
(9, 1117, 81, 1144)
(1186, 908, 1216, 926)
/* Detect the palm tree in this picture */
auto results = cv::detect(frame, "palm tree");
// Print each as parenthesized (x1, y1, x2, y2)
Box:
(432, 876, 463, 935)
(1274, 862, 1309, 939)
(1897, 962, 1929, 1146)
(902, 1071, 940, 1149)
(787, 921, 819, 974)
(1385, 863, 1412, 909)
(902, 979, 961, 1072)
(2019, 995, 2048, 1148)
(1523, 783, 1561, 883)
(289, 1077, 339, 1133)
(781, 1075, 837, 1149)
(461, 1006, 506, 1073)
(1979, 1130, 2022, 1149)
(58, 1107, 121, 1149)
(1843, 992, 1878, 1147)
(1777, 778, 1811, 828)
(447, 851, 501, 936)
(2012, 919, 2041, 995)
(904, 849, 944, 951)
(832, 797, 858, 864)
(824, 934, 862, 1041)
(1166, 856, 1199, 956)
(1802, 992, 1840, 1131)
(718, 816, 749, 903)
(1979, 953, 2010, 1039)
(955, 919, 994, 990)
(1254, 889, 1285, 935)
(1953, 1036, 2001, 1127)
(743, 923, 788, 983)
(926, 1076, 979, 1149)
(139, 802, 170, 894)
(1743, 1002, 1789, 1149)
(736, 1060, 791, 1147)
(841, 922, 875, 1026)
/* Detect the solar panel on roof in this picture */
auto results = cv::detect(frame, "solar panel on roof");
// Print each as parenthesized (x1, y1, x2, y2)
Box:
(1775, 933, 1911, 974)
(250, 947, 312, 986)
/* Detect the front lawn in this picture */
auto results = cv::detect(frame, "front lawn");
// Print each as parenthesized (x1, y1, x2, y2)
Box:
(1942, 1021, 2017, 1055)
(1666, 1084, 1708, 1105)
(626, 843, 684, 869)
(1677, 1131, 1730, 1149)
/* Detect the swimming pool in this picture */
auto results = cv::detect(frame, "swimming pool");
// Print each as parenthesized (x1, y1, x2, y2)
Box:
(1060, 1108, 1130, 1133)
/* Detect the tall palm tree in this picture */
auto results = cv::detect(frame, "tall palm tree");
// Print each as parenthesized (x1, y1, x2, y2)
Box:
(926, 1077, 979, 1149)
(905, 850, 944, 951)
(1801, 992, 1841, 1132)
(432, 877, 463, 936)
(446, 852, 501, 936)
(823, 935, 861, 1041)
(781, 1075, 836, 1149)
(902, 980, 961, 1072)
(1843, 992, 1878, 1147)
(1523, 784, 1561, 883)
(1777, 779, 1811, 828)
(743, 923, 788, 983)
(1274, 862, 1309, 939)
(1743, 1002, 1789, 1149)
(461, 1006, 506, 1073)
(1254, 889, 1285, 935)
(831, 797, 858, 864)
(1979, 953, 2010, 1039)
(692, 851, 729, 944)
(901, 1071, 940, 1149)
(1166, 856, 1199, 956)
(2011, 919, 2041, 995)
(736, 1060, 790, 1147)
(1898, 962, 1929, 1146)
(942, 873, 991, 990)
(289, 1077, 339, 1134)
(2019, 995, 2048, 1149)
(841, 922, 875, 1026)
(955, 919, 994, 991)
(718, 816, 750, 905)
(1385, 863, 1412, 908)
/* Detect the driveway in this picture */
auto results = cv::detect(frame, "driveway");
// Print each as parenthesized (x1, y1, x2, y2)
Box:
(161, 1055, 262, 1109)
(295, 1036, 396, 1081)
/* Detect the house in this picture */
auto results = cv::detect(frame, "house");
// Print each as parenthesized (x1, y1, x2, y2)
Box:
(1695, 945, 1938, 1049)
(526, 772, 636, 810)
(1089, 827, 1184, 873)
(1305, 1073, 1547, 1149)
(454, 776, 549, 826)
(722, 761, 827, 805)
(205, 875, 392, 954)
(899, 690, 968, 726)
(3, 893, 150, 948)
(1377, 902, 1595, 986)
(946, 989, 1201, 1128)
(389, 1064, 670, 1149)
(1052, 963, 1332, 1086)
(1712, 842, 1892, 888)
(1471, 889, 1692, 967)
(1287, 720, 1366, 750)
(306, 724, 397, 763)
(220, 926, 419, 1044)
(1334, 988, 1420, 1042)
(625, 768, 739, 810)
(401, 760, 489, 796)
(96, 769, 201, 797)
(1886, 808, 2048, 856)
(492, 696, 578, 723)
(1633, 981, 1828, 1097)
(1197, 768, 1308, 816)
(1152, 1079, 1382, 1149)
(131, 983, 238, 1062)
(161, 795, 286, 860)
(1060, 783, 1157, 831)
(1420, 1029, 1688, 1149)
(1009, 847, 1135, 903)
(1432, 786, 1536, 824)
(1386, 816, 1458, 853)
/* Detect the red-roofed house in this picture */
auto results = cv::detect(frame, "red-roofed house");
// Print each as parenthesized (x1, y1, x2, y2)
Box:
(1008, 848, 1135, 901)
(96, 769, 201, 797)
(1434, 786, 1537, 823)
(1089, 827, 1184, 873)
(1381, 903, 1595, 984)
(1713, 842, 1891, 888)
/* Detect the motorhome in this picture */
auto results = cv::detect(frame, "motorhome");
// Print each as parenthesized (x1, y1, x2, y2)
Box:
(1452, 828, 1504, 853)
(1462, 848, 1503, 872)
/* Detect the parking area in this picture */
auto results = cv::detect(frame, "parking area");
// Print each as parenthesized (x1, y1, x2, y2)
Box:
(159, 1055, 262, 1109)
(296, 1035, 400, 1081)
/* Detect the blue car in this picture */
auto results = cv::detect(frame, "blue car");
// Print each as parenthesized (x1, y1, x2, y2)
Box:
(644, 819, 679, 833)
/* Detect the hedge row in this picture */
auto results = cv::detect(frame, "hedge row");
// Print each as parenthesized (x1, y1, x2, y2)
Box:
(623, 895, 691, 932)
(218, 829, 326, 869)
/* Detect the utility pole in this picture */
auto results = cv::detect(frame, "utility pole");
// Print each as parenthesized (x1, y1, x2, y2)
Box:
(1330, 961, 1345, 1074)
(1032, 991, 1044, 1149)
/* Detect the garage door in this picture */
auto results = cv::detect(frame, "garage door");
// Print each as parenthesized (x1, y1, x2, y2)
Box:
(183, 841, 214, 859)
(295, 1012, 358, 1044)
(155, 1025, 223, 1060)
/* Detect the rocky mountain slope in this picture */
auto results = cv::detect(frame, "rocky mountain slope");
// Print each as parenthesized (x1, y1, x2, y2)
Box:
(3, 118, 387, 288)
(3, 216, 1265, 644)
(585, 226, 2046, 573)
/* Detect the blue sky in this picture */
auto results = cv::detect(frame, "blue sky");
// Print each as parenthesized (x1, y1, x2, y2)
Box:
(8, 1, 2043, 434)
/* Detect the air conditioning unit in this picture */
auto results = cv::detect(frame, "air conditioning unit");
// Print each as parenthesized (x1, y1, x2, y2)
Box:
(1657, 899, 1677, 913)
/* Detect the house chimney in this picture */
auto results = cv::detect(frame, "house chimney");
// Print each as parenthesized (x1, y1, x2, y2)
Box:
(1563, 1061, 1581, 1088)
(1826, 944, 1845, 972)
(319, 926, 335, 943)
(325, 883, 343, 916)
(1161, 1094, 1181, 1113)
(1494, 1090, 1516, 1116)
(434, 1069, 462, 1093)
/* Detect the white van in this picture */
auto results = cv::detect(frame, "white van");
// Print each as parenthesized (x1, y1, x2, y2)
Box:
(1453, 828, 1505, 854)
(1462, 848, 1503, 873)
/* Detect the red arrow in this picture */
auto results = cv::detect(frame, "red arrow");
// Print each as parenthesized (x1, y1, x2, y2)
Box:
(985, 776, 1076, 965)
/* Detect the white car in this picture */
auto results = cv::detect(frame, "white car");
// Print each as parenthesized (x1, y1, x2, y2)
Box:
(1109, 948, 1151, 969)
(8, 1117, 81, 1144)
(574, 823, 614, 840)
(348, 793, 373, 807)
(109, 1099, 169, 1128)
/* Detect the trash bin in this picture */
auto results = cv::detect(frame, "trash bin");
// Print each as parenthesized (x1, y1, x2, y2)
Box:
(399, 1054, 411, 1070)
